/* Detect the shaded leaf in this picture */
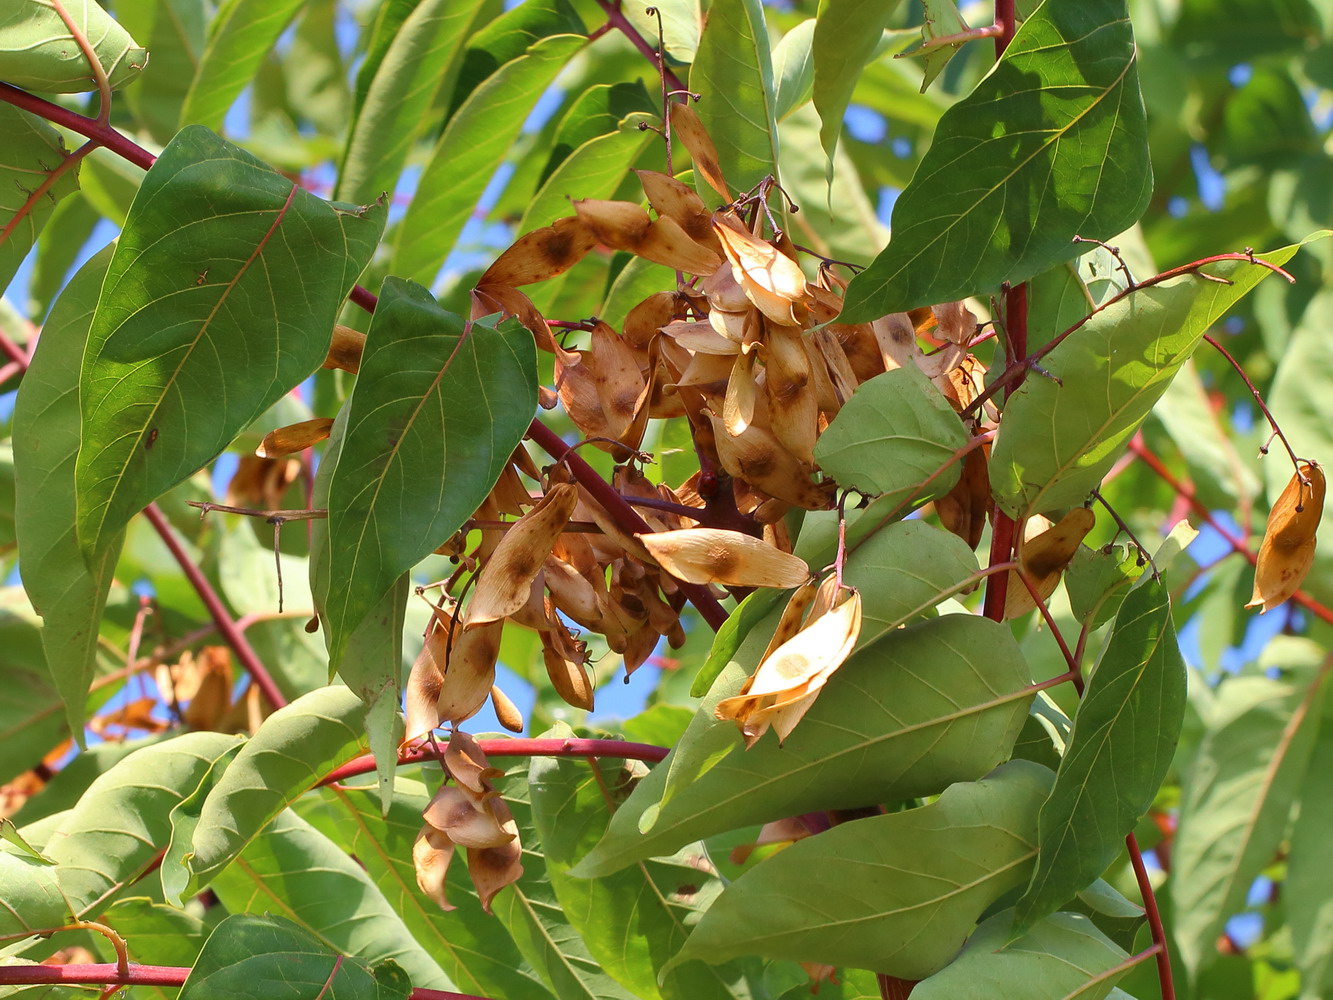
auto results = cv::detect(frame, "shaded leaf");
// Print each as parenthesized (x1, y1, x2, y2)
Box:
(179, 0, 305, 129)
(0, 106, 79, 292)
(0, 0, 146, 93)
(687, 0, 781, 199)
(811, 0, 906, 174)
(390, 34, 586, 285)
(335, 0, 489, 204)
(912, 909, 1130, 999)
(1286, 688, 1333, 1000)
(14, 248, 118, 738)
(991, 240, 1315, 518)
(840, 0, 1150, 322)
(74, 126, 385, 563)
(772, 19, 816, 122)
(574, 614, 1033, 876)
(114, 0, 209, 143)
(299, 780, 554, 1000)
(672, 761, 1053, 979)
(322, 278, 535, 668)
(1170, 672, 1326, 974)
(813, 366, 969, 506)
(210, 810, 450, 990)
(176, 686, 369, 900)
(1013, 579, 1185, 933)
(178, 913, 411, 1000)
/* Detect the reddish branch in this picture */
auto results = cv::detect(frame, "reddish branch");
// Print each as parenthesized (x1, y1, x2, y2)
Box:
(321, 737, 670, 786)
(0, 963, 490, 1000)
(141, 506, 289, 709)
(0, 82, 155, 171)
(1127, 833, 1177, 1000)
(592, 0, 686, 94)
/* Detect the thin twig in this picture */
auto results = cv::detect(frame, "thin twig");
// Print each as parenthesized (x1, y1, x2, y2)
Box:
(1202, 333, 1304, 472)
(142, 505, 289, 709)
(0, 83, 154, 170)
(1127, 833, 1176, 1000)
(591, 0, 686, 93)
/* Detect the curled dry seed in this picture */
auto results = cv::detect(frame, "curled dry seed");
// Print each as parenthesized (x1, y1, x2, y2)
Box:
(573, 199, 721, 274)
(413, 826, 457, 910)
(1248, 462, 1326, 613)
(935, 444, 992, 551)
(472, 282, 580, 367)
(491, 685, 525, 733)
(466, 482, 579, 627)
(478, 215, 597, 287)
(707, 410, 832, 510)
(713, 217, 810, 327)
(637, 527, 810, 588)
(541, 623, 595, 710)
(256, 417, 335, 459)
(423, 785, 515, 849)
(635, 169, 720, 252)
(669, 102, 730, 199)
(1004, 507, 1097, 619)
(322, 324, 366, 374)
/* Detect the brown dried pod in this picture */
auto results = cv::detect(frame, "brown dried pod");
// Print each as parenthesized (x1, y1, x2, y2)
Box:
(322, 324, 366, 374)
(707, 411, 832, 510)
(541, 621, 595, 710)
(1248, 462, 1326, 613)
(623, 290, 685, 351)
(468, 830, 524, 914)
(491, 685, 525, 734)
(635, 169, 720, 252)
(473, 282, 580, 367)
(638, 527, 810, 587)
(573, 199, 721, 275)
(763, 326, 818, 465)
(466, 483, 578, 627)
(1004, 507, 1097, 619)
(713, 217, 810, 327)
(668, 102, 730, 199)
(590, 321, 647, 439)
(935, 444, 992, 551)
(478, 215, 597, 287)
(413, 826, 457, 910)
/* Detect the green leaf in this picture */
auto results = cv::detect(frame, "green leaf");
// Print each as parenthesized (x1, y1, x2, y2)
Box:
(300, 780, 554, 1000)
(389, 34, 585, 285)
(335, 0, 489, 204)
(210, 809, 451, 990)
(492, 769, 639, 1000)
(101, 895, 218, 971)
(671, 761, 1053, 979)
(772, 19, 816, 122)
(45, 732, 240, 920)
(690, 588, 783, 698)
(322, 278, 536, 669)
(114, 0, 209, 144)
(622, 0, 700, 62)
(912, 909, 1130, 999)
(519, 111, 658, 233)
(0, 105, 80, 293)
(0, 0, 146, 93)
(14, 248, 119, 739)
(990, 240, 1314, 518)
(177, 686, 370, 899)
(1170, 673, 1326, 975)
(1287, 689, 1333, 1000)
(179, 0, 306, 129)
(1064, 541, 1144, 630)
(179, 913, 411, 1000)
(1013, 579, 1185, 933)
(839, 0, 1151, 322)
(23, 193, 99, 323)
(73, 126, 385, 563)
(687, 0, 780, 198)
(529, 726, 759, 1000)
(811, 0, 906, 174)
(573, 614, 1033, 877)
(812, 366, 969, 505)
(0, 852, 70, 947)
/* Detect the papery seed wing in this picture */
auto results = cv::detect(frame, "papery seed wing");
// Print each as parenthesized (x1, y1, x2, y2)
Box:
(256, 417, 334, 459)
(479, 216, 597, 287)
(669, 102, 730, 199)
(637, 527, 810, 587)
(466, 483, 578, 626)
(322, 325, 366, 374)
(1248, 463, 1325, 612)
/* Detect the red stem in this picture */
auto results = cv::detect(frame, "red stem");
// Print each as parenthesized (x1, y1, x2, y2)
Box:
(591, 0, 687, 94)
(982, 285, 1028, 623)
(0, 964, 491, 1000)
(1127, 833, 1177, 1000)
(142, 505, 289, 709)
(994, 0, 1017, 55)
(321, 737, 670, 786)
(0, 82, 155, 170)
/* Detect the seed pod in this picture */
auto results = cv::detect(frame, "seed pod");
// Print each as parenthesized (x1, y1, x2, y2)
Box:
(322, 325, 366, 374)
(413, 826, 457, 910)
(669, 102, 730, 199)
(635, 169, 720, 252)
(935, 444, 992, 551)
(663, 319, 740, 356)
(541, 625, 595, 710)
(573, 199, 721, 274)
(707, 411, 832, 510)
(468, 830, 524, 914)
(491, 685, 525, 734)
(870, 313, 921, 370)
(423, 784, 515, 849)
(624, 290, 685, 351)
(1248, 462, 1325, 613)
(256, 417, 334, 459)
(763, 326, 818, 465)
(473, 282, 580, 366)
(466, 483, 578, 627)
(543, 554, 605, 630)
(723, 351, 758, 436)
(638, 527, 810, 587)
(478, 215, 597, 287)
(759, 580, 820, 662)
(716, 585, 863, 746)
(713, 217, 810, 327)
(590, 321, 647, 439)
(1004, 507, 1097, 619)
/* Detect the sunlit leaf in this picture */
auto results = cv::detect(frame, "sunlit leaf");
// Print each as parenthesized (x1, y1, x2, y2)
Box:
(670, 761, 1052, 979)
(1013, 579, 1185, 933)
(179, 0, 305, 129)
(74, 126, 384, 563)
(840, 0, 1151, 322)
(0, 105, 80, 293)
(0, 0, 146, 93)
(574, 614, 1033, 877)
